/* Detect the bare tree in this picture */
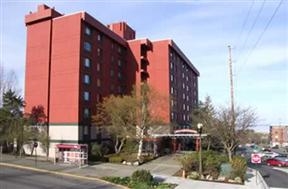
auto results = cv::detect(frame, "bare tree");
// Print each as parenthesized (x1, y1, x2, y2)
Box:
(215, 107, 257, 162)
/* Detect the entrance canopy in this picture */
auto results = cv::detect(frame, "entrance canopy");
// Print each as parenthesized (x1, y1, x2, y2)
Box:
(56, 144, 87, 150)
(151, 133, 208, 138)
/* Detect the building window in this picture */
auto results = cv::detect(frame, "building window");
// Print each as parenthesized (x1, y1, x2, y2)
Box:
(97, 79, 101, 87)
(84, 58, 91, 68)
(84, 42, 92, 52)
(84, 91, 90, 101)
(97, 33, 102, 41)
(97, 48, 102, 57)
(96, 94, 100, 102)
(118, 47, 122, 54)
(118, 72, 122, 79)
(96, 63, 100, 71)
(170, 75, 174, 82)
(118, 86, 122, 93)
(84, 108, 90, 118)
(85, 26, 91, 36)
(110, 85, 115, 91)
(118, 60, 122, 67)
(83, 126, 88, 135)
(171, 87, 174, 94)
(84, 74, 90, 84)
(110, 70, 114, 77)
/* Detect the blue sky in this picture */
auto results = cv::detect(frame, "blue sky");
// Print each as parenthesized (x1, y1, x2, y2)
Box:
(1, 0, 287, 132)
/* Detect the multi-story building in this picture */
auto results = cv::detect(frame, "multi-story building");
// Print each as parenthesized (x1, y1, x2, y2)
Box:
(24, 4, 199, 156)
(270, 125, 288, 147)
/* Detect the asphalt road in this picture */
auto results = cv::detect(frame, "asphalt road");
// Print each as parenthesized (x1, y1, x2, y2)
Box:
(0, 166, 121, 189)
(250, 164, 288, 188)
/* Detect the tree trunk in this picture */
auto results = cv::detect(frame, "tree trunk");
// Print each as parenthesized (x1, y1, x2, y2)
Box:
(227, 147, 233, 162)
(206, 138, 211, 151)
(137, 128, 144, 161)
(114, 137, 119, 153)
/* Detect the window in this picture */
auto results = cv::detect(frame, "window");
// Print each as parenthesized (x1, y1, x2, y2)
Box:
(171, 87, 174, 94)
(118, 86, 122, 93)
(84, 58, 91, 68)
(84, 108, 90, 118)
(96, 94, 100, 102)
(84, 74, 90, 84)
(83, 126, 88, 135)
(118, 72, 122, 79)
(97, 48, 102, 57)
(118, 60, 122, 67)
(170, 75, 174, 82)
(96, 63, 100, 71)
(97, 79, 101, 87)
(110, 70, 114, 77)
(85, 26, 91, 35)
(110, 85, 115, 91)
(97, 34, 102, 41)
(84, 42, 92, 52)
(84, 91, 90, 101)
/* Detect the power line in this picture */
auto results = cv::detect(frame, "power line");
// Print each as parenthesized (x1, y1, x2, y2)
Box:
(237, 0, 266, 64)
(236, 0, 255, 47)
(240, 0, 284, 71)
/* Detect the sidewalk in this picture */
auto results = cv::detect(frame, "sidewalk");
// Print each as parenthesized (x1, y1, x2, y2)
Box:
(0, 153, 265, 189)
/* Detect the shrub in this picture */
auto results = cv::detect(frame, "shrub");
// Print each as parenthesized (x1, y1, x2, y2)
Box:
(122, 139, 138, 153)
(202, 151, 227, 179)
(121, 152, 138, 162)
(108, 154, 123, 163)
(179, 153, 198, 172)
(231, 156, 247, 180)
(131, 169, 153, 185)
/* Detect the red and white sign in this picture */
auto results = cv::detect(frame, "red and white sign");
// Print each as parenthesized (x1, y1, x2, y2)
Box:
(251, 153, 261, 164)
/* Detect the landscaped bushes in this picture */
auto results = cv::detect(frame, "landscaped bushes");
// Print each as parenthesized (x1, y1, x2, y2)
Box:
(202, 151, 228, 179)
(231, 156, 247, 180)
(131, 170, 154, 185)
(103, 169, 176, 189)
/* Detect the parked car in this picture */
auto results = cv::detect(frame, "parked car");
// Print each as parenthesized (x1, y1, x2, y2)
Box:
(266, 157, 288, 167)
(260, 151, 279, 158)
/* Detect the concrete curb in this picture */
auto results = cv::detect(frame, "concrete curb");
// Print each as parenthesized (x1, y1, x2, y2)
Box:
(0, 162, 129, 189)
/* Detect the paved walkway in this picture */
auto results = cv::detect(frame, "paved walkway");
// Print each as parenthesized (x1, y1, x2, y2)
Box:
(0, 153, 266, 189)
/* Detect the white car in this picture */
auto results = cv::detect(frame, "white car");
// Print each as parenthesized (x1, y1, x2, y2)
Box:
(260, 152, 279, 158)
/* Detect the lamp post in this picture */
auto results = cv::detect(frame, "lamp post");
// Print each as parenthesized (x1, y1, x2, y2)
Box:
(197, 123, 203, 176)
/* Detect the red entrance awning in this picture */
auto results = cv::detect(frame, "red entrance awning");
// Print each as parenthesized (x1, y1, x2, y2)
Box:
(56, 144, 87, 149)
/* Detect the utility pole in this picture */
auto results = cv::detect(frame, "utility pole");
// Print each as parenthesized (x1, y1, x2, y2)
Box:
(228, 45, 235, 122)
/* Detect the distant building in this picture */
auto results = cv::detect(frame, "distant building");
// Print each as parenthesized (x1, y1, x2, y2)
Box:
(24, 4, 199, 156)
(270, 125, 288, 147)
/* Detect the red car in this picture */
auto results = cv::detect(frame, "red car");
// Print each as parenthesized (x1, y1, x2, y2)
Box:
(266, 157, 288, 167)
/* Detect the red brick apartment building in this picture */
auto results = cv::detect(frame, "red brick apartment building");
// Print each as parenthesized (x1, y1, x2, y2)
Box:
(270, 125, 288, 147)
(24, 4, 199, 156)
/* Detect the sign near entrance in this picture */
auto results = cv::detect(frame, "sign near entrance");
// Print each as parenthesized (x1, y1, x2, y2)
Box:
(251, 153, 261, 164)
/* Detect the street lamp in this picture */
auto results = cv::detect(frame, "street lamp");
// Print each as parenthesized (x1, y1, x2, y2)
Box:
(197, 123, 203, 176)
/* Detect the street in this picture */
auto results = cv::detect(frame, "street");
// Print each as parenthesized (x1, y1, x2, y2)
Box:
(0, 166, 121, 189)
(250, 164, 288, 188)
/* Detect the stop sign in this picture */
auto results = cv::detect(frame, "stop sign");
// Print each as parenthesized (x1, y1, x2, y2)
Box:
(251, 153, 261, 164)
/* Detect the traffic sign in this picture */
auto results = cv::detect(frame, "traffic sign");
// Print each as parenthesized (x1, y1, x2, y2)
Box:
(251, 153, 261, 164)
